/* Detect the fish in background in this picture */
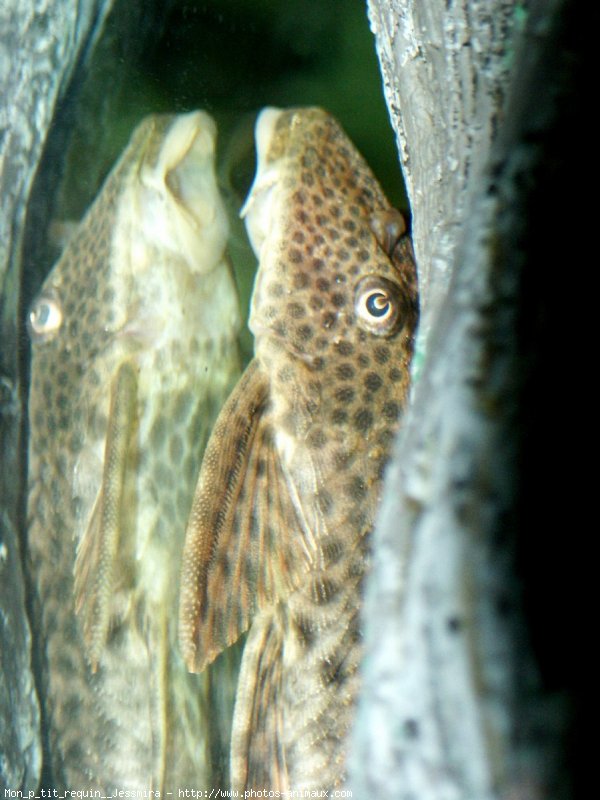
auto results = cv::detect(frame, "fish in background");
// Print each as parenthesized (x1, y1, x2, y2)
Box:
(26, 111, 241, 791)
(179, 107, 419, 792)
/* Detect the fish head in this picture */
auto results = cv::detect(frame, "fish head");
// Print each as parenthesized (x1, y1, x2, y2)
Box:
(27, 111, 230, 373)
(242, 107, 418, 465)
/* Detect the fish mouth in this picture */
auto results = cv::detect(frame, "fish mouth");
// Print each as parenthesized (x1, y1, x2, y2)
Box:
(240, 107, 285, 259)
(137, 110, 229, 270)
(160, 111, 218, 220)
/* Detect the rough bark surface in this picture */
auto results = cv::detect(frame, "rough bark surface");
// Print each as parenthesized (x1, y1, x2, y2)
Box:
(0, 0, 114, 789)
(367, 0, 515, 349)
(351, 0, 576, 798)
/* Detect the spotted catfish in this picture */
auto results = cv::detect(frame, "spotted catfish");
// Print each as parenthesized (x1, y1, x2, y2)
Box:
(26, 111, 241, 790)
(179, 107, 418, 792)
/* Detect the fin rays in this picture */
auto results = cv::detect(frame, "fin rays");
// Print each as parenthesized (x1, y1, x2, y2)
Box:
(179, 359, 313, 674)
(74, 361, 137, 671)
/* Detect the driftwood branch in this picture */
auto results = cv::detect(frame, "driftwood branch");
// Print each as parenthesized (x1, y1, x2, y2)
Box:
(351, 1, 579, 798)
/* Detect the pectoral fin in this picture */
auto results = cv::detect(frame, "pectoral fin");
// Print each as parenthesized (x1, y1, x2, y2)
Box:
(179, 359, 309, 674)
(74, 361, 137, 671)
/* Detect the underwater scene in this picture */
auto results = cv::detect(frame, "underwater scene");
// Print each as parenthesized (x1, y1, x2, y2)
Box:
(2, 0, 417, 794)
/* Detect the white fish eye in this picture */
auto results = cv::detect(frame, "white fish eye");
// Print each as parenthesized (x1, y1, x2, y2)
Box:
(355, 276, 403, 336)
(27, 295, 63, 343)
(366, 291, 391, 318)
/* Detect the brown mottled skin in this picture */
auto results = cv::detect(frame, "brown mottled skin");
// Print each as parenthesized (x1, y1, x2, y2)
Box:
(27, 112, 240, 790)
(179, 107, 418, 792)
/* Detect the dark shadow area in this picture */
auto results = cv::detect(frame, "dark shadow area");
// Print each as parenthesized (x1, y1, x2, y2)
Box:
(511, 2, 585, 796)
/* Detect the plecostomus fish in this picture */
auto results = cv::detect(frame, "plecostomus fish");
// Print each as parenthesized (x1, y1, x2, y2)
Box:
(26, 111, 241, 790)
(179, 107, 419, 792)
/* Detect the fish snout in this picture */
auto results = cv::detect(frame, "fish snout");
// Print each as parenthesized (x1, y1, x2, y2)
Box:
(139, 111, 229, 272)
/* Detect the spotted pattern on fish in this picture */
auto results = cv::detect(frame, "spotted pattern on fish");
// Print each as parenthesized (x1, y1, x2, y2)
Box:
(27, 111, 241, 791)
(179, 107, 418, 793)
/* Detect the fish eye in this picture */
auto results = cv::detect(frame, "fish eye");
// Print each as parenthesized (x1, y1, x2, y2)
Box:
(366, 291, 391, 318)
(27, 295, 63, 343)
(355, 276, 404, 336)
